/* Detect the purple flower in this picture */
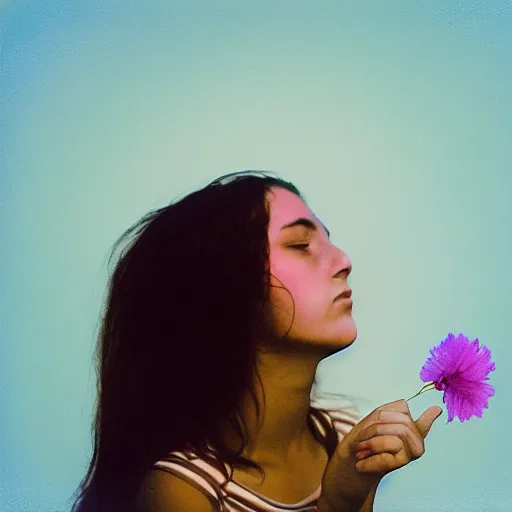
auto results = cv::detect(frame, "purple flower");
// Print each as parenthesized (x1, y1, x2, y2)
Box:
(418, 333, 496, 423)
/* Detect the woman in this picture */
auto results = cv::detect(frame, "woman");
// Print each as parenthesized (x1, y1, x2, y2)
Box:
(70, 170, 442, 512)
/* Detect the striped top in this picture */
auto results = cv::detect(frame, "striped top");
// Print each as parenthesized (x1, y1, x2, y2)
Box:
(151, 397, 363, 512)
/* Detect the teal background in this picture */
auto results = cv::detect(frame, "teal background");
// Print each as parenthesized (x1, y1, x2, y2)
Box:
(1, 1, 510, 511)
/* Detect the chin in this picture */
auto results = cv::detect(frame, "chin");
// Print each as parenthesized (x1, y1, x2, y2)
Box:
(337, 318, 357, 345)
(314, 324, 357, 350)
(323, 334, 356, 357)
(339, 333, 357, 347)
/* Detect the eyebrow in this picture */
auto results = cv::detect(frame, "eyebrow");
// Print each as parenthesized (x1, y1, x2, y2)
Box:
(280, 217, 330, 239)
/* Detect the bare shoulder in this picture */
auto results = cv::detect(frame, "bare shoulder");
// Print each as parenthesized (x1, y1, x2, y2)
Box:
(135, 468, 219, 512)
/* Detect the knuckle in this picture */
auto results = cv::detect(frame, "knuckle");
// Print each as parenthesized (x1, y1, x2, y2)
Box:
(383, 439, 394, 451)
(405, 416, 415, 429)
(401, 400, 411, 414)
(383, 452, 395, 467)
(398, 451, 410, 465)
(412, 446, 424, 460)
(415, 437, 425, 454)
(399, 399, 410, 412)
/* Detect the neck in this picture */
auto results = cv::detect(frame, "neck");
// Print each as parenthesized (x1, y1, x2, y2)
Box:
(222, 349, 326, 467)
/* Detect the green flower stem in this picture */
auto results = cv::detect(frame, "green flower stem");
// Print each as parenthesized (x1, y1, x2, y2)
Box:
(406, 381, 436, 402)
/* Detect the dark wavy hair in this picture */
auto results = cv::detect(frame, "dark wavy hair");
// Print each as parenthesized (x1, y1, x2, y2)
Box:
(69, 170, 320, 512)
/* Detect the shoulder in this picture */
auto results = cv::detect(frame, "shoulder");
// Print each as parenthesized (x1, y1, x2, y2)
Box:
(135, 468, 220, 512)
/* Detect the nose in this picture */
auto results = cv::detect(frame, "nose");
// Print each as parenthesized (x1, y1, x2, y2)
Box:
(338, 264, 352, 278)
(333, 247, 352, 278)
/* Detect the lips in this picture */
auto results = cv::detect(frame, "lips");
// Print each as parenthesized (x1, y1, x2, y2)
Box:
(335, 289, 352, 300)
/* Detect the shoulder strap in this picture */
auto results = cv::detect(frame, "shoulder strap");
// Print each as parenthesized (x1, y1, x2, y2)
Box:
(308, 407, 338, 458)
(153, 452, 229, 510)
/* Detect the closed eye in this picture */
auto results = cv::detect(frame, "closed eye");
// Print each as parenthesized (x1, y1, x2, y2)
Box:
(290, 244, 310, 250)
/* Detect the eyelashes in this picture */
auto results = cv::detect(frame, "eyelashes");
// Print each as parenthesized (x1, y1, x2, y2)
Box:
(290, 244, 310, 251)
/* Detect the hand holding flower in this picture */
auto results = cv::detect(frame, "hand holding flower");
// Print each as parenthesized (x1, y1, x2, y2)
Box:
(318, 333, 495, 512)
(318, 400, 442, 512)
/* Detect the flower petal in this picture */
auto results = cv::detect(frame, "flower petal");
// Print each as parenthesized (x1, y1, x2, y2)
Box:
(420, 333, 495, 423)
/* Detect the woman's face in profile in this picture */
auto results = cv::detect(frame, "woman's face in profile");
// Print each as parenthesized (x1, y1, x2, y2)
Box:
(263, 186, 357, 352)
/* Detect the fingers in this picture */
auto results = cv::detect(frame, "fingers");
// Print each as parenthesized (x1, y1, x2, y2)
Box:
(355, 448, 373, 459)
(354, 435, 410, 474)
(375, 399, 411, 415)
(415, 406, 443, 439)
(355, 450, 406, 473)
(356, 435, 403, 458)
(357, 415, 424, 459)
(352, 399, 440, 474)
(374, 400, 442, 440)
(348, 400, 412, 452)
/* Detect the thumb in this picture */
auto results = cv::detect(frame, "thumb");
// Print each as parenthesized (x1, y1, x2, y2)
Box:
(415, 405, 443, 438)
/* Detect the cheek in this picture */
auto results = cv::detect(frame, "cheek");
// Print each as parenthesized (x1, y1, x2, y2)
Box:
(270, 257, 313, 291)
(267, 282, 303, 331)
(268, 284, 295, 315)
(268, 263, 325, 319)
(269, 283, 326, 326)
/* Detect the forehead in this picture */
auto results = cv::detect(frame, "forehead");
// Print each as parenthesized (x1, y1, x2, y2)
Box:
(266, 186, 323, 237)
